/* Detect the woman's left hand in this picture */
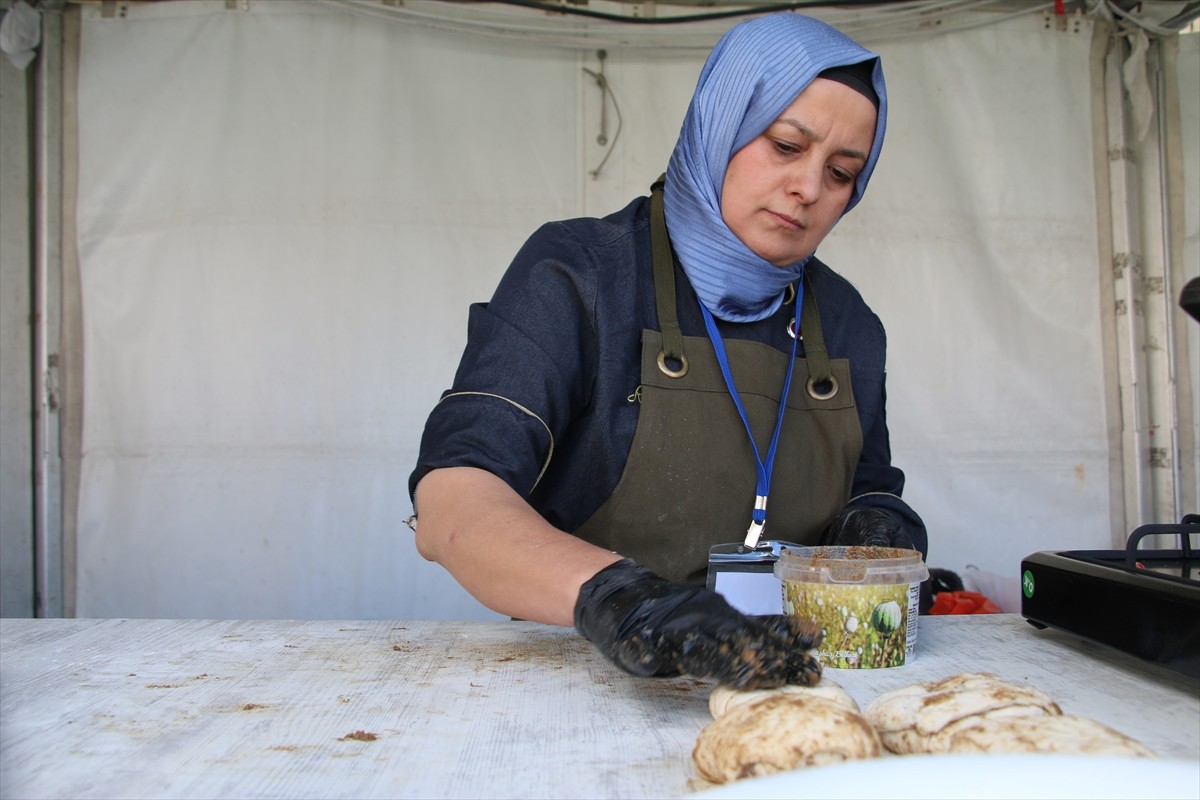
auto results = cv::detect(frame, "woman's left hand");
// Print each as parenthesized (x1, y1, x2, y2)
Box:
(821, 505, 914, 550)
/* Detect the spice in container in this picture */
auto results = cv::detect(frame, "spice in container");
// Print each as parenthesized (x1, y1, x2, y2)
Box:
(775, 546, 929, 669)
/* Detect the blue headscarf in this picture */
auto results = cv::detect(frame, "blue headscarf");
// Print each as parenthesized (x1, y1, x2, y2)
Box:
(664, 13, 888, 322)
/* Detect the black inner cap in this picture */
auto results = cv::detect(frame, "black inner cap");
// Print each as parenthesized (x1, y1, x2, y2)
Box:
(818, 60, 880, 110)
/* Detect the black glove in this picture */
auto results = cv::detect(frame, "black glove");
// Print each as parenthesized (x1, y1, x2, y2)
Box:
(821, 505, 915, 550)
(574, 559, 823, 690)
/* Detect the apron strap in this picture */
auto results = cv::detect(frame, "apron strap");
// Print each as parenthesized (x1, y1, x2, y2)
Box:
(650, 176, 688, 377)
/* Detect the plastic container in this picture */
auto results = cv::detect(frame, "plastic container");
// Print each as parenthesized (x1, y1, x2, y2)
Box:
(774, 546, 929, 669)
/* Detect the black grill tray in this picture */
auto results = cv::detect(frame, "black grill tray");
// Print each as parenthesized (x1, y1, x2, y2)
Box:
(1021, 520, 1200, 679)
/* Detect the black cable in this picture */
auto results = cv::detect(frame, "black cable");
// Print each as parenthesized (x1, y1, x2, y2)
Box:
(1161, 1, 1200, 30)
(479, 0, 919, 26)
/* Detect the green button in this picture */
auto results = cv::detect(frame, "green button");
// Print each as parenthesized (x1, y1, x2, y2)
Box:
(1022, 569, 1035, 598)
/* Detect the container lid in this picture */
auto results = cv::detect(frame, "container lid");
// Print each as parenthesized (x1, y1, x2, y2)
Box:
(773, 545, 929, 585)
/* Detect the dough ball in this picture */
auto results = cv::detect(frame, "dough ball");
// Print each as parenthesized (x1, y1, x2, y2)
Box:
(708, 677, 859, 719)
(943, 714, 1156, 757)
(864, 672, 1062, 754)
(693, 694, 881, 784)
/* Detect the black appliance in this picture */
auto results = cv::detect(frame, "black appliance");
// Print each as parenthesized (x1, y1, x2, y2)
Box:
(1021, 516, 1200, 679)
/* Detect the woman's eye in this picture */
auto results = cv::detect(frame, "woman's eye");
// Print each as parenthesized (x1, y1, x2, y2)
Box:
(829, 167, 855, 185)
(772, 139, 803, 155)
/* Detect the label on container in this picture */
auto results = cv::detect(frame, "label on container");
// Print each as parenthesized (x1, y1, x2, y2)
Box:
(782, 579, 922, 669)
(905, 581, 921, 662)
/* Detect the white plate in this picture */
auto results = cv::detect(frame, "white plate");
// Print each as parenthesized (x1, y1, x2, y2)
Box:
(690, 754, 1199, 799)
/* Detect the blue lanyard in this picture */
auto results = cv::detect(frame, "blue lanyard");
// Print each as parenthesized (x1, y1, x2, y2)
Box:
(698, 284, 801, 550)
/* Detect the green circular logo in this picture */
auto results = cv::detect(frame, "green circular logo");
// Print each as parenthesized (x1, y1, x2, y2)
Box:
(1022, 569, 1035, 598)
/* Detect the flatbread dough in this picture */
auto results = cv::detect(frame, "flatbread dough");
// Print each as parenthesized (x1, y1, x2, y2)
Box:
(882, 702, 1066, 754)
(693, 693, 881, 784)
(695, 670, 1156, 785)
(708, 678, 860, 719)
(864, 672, 1062, 754)
(943, 714, 1156, 757)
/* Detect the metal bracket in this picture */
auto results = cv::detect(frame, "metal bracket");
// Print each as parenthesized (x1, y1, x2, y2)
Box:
(1043, 8, 1086, 34)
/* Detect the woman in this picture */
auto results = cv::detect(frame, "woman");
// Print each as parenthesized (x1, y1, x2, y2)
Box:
(409, 13, 926, 688)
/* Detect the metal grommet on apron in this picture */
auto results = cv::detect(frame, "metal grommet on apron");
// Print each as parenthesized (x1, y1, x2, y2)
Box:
(572, 176, 864, 585)
(806, 375, 839, 401)
(656, 350, 689, 379)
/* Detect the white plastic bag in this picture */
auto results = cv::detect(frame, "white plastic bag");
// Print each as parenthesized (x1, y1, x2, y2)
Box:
(961, 565, 1022, 613)
(0, 1, 41, 71)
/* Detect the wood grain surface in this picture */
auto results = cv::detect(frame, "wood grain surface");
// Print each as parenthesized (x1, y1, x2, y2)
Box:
(2, 615, 1196, 799)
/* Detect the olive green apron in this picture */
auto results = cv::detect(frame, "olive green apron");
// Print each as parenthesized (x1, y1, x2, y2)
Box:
(574, 180, 864, 585)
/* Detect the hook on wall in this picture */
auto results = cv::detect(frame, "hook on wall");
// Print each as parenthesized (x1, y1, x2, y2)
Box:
(582, 49, 623, 180)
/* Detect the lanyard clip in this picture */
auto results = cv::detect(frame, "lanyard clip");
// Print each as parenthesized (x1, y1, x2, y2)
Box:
(743, 495, 768, 550)
(743, 520, 766, 550)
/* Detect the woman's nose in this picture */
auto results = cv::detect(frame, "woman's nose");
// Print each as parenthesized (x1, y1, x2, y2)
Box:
(786, 162, 822, 205)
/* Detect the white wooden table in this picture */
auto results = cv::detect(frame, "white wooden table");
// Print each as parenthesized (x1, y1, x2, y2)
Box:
(2, 615, 1197, 799)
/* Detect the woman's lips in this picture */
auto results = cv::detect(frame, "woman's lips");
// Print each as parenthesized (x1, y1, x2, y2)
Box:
(767, 210, 803, 230)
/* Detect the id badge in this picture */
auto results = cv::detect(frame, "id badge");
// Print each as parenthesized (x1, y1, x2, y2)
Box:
(707, 540, 799, 616)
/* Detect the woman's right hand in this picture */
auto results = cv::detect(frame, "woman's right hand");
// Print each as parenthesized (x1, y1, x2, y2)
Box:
(574, 559, 823, 689)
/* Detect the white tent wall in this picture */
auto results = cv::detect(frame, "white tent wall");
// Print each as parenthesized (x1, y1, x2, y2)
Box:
(65, 1, 1198, 619)
(1181, 33, 1200, 518)
(72, 0, 586, 619)
(0, 46, 35, 618)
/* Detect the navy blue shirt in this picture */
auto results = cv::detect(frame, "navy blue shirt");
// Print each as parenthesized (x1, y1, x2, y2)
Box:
(411, 196, 925, 553)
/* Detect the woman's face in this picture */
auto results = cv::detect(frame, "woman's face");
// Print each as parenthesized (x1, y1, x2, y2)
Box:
(720, 77, 877, 267)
